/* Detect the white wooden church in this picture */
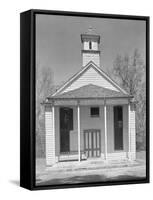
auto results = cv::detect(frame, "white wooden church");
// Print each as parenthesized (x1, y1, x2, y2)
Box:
(43, 31, 136, 166)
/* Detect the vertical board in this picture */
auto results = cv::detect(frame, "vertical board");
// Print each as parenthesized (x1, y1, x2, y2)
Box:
(84, 129, 101, 157)
(129, 109, 136, 160)
(61, 67, 119, 94)
(45, 106, 56, 165)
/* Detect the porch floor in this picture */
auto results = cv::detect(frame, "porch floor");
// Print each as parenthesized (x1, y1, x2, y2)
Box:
(36, 151, 146, 185)
(47, 158, 144, 172)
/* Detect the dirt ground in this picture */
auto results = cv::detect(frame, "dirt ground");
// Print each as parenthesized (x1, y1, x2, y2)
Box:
(36, 151, 146, 186)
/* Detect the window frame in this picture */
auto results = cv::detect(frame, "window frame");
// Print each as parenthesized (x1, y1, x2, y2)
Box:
(90, 107, 100, 118)
(89, 41, 92, 50)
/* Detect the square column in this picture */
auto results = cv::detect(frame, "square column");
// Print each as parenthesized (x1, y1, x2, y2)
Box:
(128, 103, 131, 159)
(45, 104, 56, 166)
(128, 102, 136, 160)
(77, 102, 81, 162)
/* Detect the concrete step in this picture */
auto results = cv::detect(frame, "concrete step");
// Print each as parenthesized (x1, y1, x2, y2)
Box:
(46, 160, 142, 173)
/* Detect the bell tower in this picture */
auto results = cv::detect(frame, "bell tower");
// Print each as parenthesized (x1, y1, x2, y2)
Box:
(81, 27, 100, 67)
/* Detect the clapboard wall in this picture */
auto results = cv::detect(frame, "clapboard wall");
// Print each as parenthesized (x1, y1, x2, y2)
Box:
(129, 106, 136, 160)
(61, 67, 119, 94)
(45, 106, 56, 165)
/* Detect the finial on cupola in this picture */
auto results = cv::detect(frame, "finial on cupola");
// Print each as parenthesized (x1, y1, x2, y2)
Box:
(87, 26, 94, 34)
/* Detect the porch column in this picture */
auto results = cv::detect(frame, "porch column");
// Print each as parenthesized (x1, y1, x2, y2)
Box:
(45, 103, 56, 166)
(52, 105, 55, 151)
(77, 101, 81, 162)
(128, 103, 131, 159)
(104, 100, 108, 160)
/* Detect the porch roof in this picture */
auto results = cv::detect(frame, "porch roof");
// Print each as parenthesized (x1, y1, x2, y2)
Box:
(48, 84, 132, 100)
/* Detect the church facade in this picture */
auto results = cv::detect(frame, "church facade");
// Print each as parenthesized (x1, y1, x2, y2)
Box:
(43, 32, 136, 166)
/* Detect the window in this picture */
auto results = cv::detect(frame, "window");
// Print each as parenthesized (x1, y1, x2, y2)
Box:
(114, 106, 123, 150)
(90, 107, 99, 117)
(89, 41, 92, 49)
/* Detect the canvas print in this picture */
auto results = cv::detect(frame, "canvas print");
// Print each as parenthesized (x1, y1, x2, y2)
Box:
(35, 14, 146, 186)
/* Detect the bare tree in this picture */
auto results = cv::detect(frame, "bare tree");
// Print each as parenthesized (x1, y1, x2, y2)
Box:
(36, 63, 54, 157)
(111, 49, 146, 150)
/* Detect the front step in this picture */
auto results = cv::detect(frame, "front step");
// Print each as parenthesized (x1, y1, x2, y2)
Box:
(59, 152, 87, 162)
(46, 160, 142, 173)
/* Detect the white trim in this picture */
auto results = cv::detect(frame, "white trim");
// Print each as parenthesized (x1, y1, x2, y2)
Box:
(93, 64, 128, 94)
(51, 61, 128, 97)
(104, 104, 107, 160)
(45, 105, 56, 166)
(128, 103, 131, 159)
(77, 104, 81, 162)
(52, 106, 55, 154)
(52, 63, 91, 96)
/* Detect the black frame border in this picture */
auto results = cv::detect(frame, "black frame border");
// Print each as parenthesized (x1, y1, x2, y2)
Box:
(20, 9, 150, 190)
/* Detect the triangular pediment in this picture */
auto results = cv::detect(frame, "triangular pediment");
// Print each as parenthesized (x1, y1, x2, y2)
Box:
(51, 61, 128, 97)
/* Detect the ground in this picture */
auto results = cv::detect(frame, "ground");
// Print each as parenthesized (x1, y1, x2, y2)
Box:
(36, 151, 146, 186)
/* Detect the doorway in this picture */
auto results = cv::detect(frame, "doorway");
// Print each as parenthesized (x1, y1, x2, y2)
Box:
(114, 106, 123, 150)
(60, 107, 73, 153)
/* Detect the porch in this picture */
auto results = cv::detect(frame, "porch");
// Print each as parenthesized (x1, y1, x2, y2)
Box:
(44, 96, 136, 166)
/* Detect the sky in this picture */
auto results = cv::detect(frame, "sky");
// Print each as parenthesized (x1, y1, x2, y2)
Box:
(36, 14, 146, 85)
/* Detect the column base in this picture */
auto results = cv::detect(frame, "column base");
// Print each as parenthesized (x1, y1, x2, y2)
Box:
(128, 152, 136, 161)
(46, 156, 57, 166)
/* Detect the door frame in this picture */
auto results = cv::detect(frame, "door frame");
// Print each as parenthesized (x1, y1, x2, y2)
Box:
(113, 105, 124, 151)
(59, 107, 73, 153)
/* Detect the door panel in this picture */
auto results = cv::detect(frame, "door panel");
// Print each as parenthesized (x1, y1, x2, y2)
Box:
(114, 106, 123, 150)
(84, 129, 101, 158)
(60, 107, 73, 153)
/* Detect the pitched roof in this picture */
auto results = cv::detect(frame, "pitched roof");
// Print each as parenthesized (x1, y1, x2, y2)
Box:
(51, 61, 128, 97)
(49, 84, 131, 99)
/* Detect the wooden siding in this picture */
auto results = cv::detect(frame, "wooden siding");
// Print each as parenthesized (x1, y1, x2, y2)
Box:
(129, 108, 136, 160)
(101, 153, 127, 160)
(52, 62, 128, 97)
(83, 52, 100, 66)
(80, 99, 104, 106)
(55, 107, 60, 157)
(106, 99, 128, 105)
(123, 105, 129, 152)
(61, 67, 119, 94)
(107, 152, 127, 160)
(54, 100, 77, 106)
(45, 106, 56, 165)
